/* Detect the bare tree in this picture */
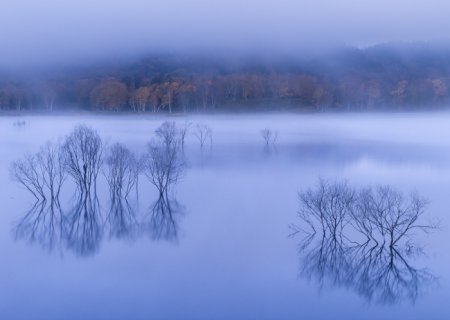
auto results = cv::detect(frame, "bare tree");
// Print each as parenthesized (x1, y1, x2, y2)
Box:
(179, 121, 191, 150)
(143, 126, 186, 241)
(194, 123, 212, 149)
(61, 125, 103, 194)
(11, 141, 66, 252)
(155, 120, 192, 151)
(104, 143, 140, 200)
(11, 154, 46, 201)
(143, 138, 184, 197)
(103, 143, 140, 239)
(36, 142, 66, 203)
(295, 180, 435, 246)
(155, 121, 179, 149)
(61, 125, 104, 255)
(13, 120, 27, 127)
(351, 186, 435, 248)
(10, 141, 66, 204)
(297, 179, 354, 240)
(261, 128, 278, 145)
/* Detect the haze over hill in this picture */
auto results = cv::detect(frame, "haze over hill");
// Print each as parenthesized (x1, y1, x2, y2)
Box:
(1, 0, 450, 69)
(1, 0, 450, 112)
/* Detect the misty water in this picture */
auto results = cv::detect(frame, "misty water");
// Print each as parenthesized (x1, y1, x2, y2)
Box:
(1, 113, 450, 320)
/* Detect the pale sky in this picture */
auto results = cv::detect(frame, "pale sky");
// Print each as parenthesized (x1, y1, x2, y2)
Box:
(0, 0, 449, 67)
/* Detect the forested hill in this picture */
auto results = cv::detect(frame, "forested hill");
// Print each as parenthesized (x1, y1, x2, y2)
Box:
(1, 42, 450, 113)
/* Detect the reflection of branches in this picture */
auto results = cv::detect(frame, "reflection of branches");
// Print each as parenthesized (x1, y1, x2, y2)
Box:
(106, 197, 138, 240)
(14, 200, 64, 252)
(349, 244, 433, 304)
(299, 234, 434, 305)
(143, 195, 184, 242)
(64, 191, 102, 257)
(293, 179, 437, 305)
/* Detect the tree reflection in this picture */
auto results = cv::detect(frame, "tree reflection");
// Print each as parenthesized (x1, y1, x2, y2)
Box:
(106, 198, 138, 240)
(143, 195, 184, 242)
(14, 200, 64, 252)
(11, 123, 188, 256)
(61, 125, 104, 256)
(104, 143, 140, 239)
(64, 189, 102, 256)
(291, 179, 437, 305)
(142, 128, 185, 242)
(11, 141, 66, 252)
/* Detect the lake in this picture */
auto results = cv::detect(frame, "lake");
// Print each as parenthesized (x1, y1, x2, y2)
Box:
(1, 113, 449, 320)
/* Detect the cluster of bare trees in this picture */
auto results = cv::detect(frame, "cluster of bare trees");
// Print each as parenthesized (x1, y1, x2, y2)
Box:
(290, 179, 438, 304)
(10, 120, 214, 254)
(13, 120, 26, 127)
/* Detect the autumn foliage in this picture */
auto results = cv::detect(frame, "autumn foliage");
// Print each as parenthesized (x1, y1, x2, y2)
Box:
(1, 44, 450, 112)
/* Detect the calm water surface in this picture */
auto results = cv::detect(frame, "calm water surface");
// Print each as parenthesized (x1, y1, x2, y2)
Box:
(1, 113, 450, 319)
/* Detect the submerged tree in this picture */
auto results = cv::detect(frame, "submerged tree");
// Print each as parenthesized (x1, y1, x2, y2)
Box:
(62, 124, 103, 194)
(295, 180, 434, 247)
(11, 154, 46, 201)
(104, 143, 140, 200)
(11, 141, 66, 253)
(61, 125, 104, 256)
(179, 121, 191, 150)
(11, 141, 66, 204)
(143, 138, 184, 197)
(142, 130, 186, 242)
(155, 120, 191, 151)
(155, 121, 179, 149)
(261, 128, 278, 145)
(291, 179, 438, 305)
(193, 123, 212, 149)
(36, 142, 66, 203)
(103, 143, 140, 239)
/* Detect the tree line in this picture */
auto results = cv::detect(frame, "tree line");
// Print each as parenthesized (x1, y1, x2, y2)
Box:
(2, 43, 450, 112)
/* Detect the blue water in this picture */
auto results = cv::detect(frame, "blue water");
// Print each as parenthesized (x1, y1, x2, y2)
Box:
(0, 113, 449, 319)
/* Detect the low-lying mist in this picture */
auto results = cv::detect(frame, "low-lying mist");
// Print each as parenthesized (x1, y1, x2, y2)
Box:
(2, 42, 450, 113)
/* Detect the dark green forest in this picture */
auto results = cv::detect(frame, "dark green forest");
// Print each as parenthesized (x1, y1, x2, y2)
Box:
(2, 42, 450, 113)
